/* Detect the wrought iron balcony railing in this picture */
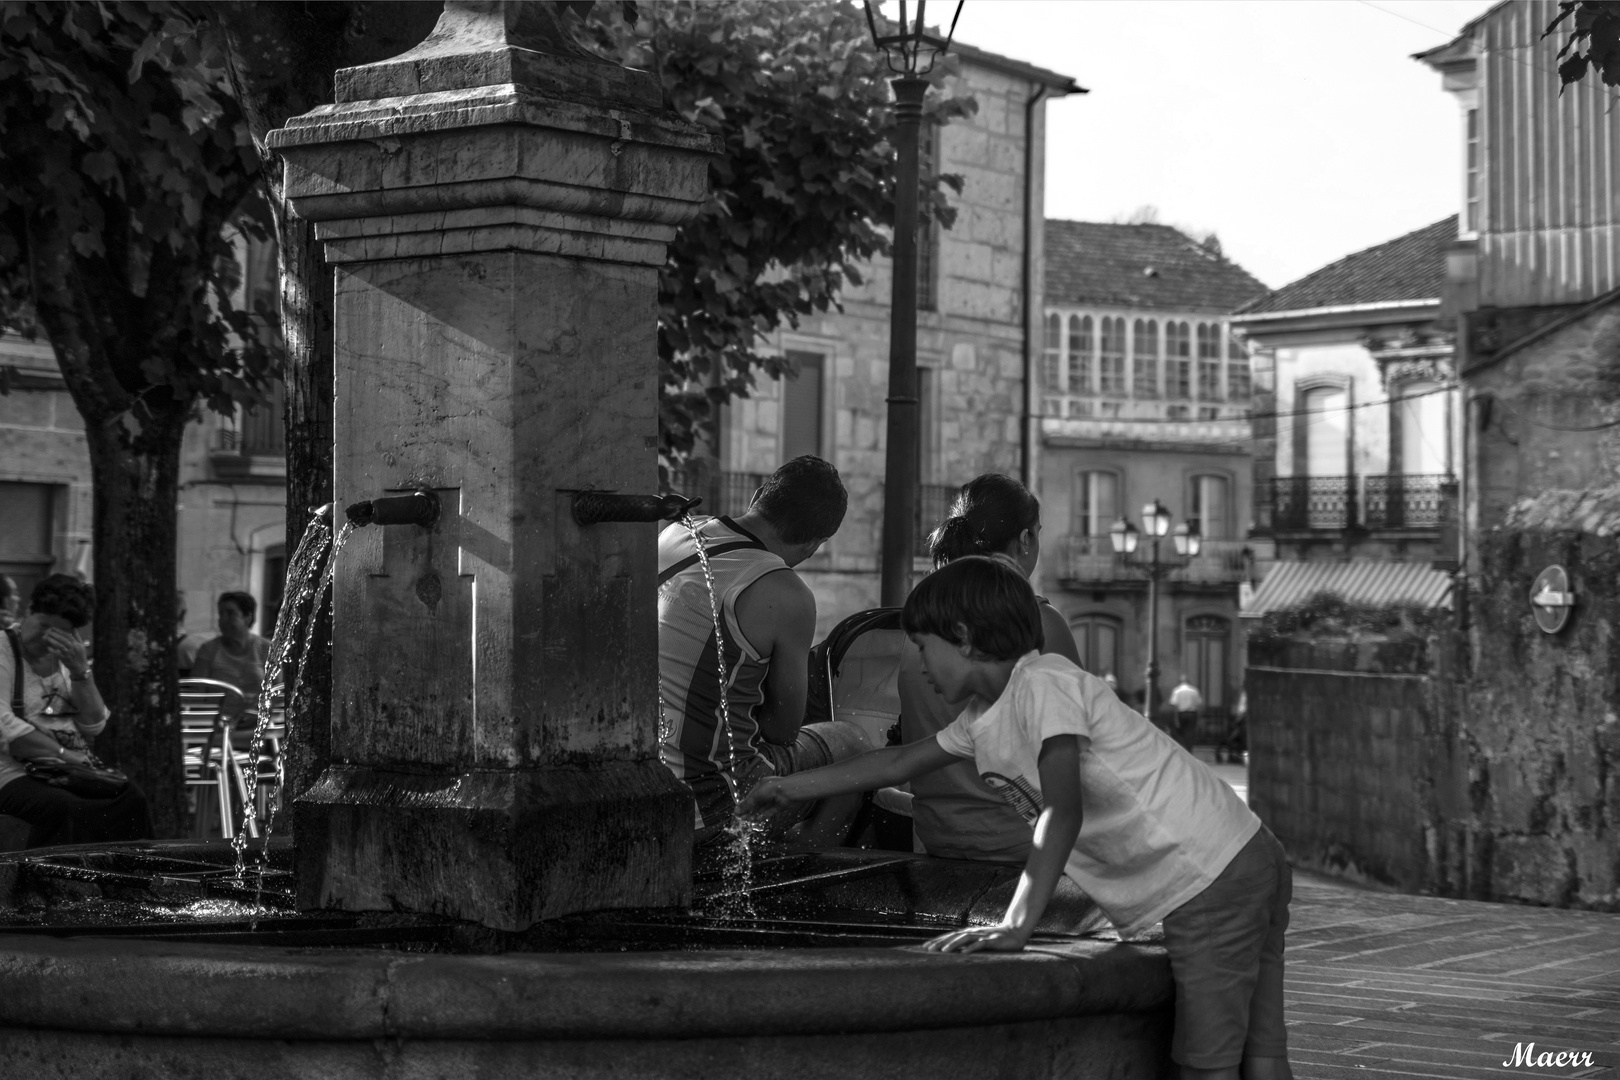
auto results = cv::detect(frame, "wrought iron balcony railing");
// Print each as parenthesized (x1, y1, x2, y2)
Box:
(664, 468, 769, 520)
(1266, 474, 1454, 533)
(1362, 473, 1450, 530)
(1059, 535, 1249, 586)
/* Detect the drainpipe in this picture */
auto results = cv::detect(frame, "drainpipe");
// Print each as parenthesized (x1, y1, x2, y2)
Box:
(1020, 83, 1050, 491)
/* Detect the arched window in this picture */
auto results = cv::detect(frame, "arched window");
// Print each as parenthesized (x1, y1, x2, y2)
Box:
(1165, 321, 1191, 399)
(1302, 385, 1349, 477)
(1132, 319, 1158, 397)
(1187, 474, 1230, 540)
(1068, 315, 1092, 394)
(1098, 317, 1126, 395)
(1075, 470, 1119, 537)
(1196, 323, 1222, 400)
(1072, 615, 1121, 680)
(1183, 615, 1230, 710)
(1042, 313, 1063, 392)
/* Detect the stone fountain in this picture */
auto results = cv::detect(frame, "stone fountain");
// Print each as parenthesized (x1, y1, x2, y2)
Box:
(0, 5, 1174, 1076)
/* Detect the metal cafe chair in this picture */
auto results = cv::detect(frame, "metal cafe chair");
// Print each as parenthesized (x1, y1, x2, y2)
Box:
(246, 683, 287, 831)
(179, 678, 252, 839)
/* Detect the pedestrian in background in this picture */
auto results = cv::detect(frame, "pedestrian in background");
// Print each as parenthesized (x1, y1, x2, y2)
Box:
(1168, 675, 1203, 754)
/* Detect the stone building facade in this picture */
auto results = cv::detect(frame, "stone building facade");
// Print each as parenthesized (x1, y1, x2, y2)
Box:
(1036, 221, 1266, 725)
(1414, 1, 1620, 909)
(709, 44, 1081, 637)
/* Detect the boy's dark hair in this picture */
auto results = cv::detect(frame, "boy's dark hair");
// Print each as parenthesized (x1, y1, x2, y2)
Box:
(901, 556, 1044, 661)
(29, 574, 96, 629)
(927, 473, 1042, 569)
(751, 455, 848, 545)
(218, 591, 258, 622)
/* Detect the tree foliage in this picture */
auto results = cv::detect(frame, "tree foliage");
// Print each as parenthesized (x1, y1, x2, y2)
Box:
(0, 0, 270, 831)
(1546, 1, 1620, 89)
(581, 0, 975, 463)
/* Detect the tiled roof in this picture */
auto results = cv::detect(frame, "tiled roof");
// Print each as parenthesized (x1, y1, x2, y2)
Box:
(1236, 216, 1457, 316)
(1044, 220, 1269, 313)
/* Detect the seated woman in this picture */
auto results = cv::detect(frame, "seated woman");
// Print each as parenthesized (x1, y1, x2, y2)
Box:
(0, 574, 152, 847)
(900, 474, 1082, 864)
(190, 591, 272, 717)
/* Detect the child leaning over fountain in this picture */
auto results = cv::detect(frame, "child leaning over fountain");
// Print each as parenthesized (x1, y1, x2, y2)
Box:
(740, 556, 1294, 1080)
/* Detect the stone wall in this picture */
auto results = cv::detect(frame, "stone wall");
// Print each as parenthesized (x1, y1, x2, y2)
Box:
(1248, 638, 1442, 893)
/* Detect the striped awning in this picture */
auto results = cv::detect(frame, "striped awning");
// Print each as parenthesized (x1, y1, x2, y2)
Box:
(1241, 559, 1453, 617)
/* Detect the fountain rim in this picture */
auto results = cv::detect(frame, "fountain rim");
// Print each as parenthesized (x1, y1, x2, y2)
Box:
(0, 930, 1169, 1041)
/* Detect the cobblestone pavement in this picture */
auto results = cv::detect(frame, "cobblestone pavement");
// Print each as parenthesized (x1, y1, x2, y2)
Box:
(1283, 870, 1619, 1079)
(1195, 751, 1619, 1080)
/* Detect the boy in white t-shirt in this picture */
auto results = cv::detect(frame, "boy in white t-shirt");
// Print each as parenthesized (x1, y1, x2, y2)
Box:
(742, 556, 1294, 1080)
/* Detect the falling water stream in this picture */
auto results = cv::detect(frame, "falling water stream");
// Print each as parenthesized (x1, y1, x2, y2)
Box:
(673, 513, 760, 920)
(231, 515, 356, 883)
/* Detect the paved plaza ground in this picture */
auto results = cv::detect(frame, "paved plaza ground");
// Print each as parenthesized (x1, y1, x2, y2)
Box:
(1197, 750, 1619, 1079)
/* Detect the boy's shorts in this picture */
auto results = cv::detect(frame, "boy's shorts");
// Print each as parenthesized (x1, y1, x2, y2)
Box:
(1160, 825, 1292, 1069)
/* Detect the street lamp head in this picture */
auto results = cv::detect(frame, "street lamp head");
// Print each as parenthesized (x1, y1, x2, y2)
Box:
(862, 0, 964, 77)
(1109, 517, 1139, 555)
(1142, 499, 1171, 538)
(1172, 522, 1202, 557)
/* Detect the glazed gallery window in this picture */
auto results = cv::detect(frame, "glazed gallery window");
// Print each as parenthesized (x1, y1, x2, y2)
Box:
(1098, 317, 1126, 395)
(1132, 318, 1158, 397)
(1196, 323, 1222, 400)
(1072, 616, 1121, 682)
(1067, 315, 1093, 394)
(1227, 335, 1251, 400)
(1165, 321, 1191, 399)
(1043, 314, 1063, 392)
(1075, 470, 1119, 537)
(1187, 474, 1230, 540)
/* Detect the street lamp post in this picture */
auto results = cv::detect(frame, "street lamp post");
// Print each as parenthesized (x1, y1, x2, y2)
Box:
(864, 1, 963, 607)
(1109, 500, 1200, 725)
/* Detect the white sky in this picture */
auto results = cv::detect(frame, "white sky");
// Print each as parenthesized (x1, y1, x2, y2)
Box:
(942, 0, 1500, 290)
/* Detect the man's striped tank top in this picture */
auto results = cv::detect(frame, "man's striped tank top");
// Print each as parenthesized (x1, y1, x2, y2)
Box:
(658, 515, 786, 828)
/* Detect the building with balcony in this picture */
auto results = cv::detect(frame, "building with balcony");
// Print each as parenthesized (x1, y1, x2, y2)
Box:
(1230, 216, 1461, 621)
(699, 43, 1083, 637)
(1035, 220, 1266, 720)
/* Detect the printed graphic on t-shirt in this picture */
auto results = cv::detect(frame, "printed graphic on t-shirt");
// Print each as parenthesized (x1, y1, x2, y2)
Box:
(982, 771, 1043, 822)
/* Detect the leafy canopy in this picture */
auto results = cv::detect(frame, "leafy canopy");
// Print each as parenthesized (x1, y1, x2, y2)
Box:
(581, 0, 974, 463)
(1546, 1, 1620, 89)
(0, 0, 273, 419)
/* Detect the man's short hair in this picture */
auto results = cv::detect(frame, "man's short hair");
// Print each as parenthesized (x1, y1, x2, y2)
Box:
(901, 556, 1043, 661)
(751, 455, 848, 545)
(218, 591, 258, 622)
(29, 574, 96, 629)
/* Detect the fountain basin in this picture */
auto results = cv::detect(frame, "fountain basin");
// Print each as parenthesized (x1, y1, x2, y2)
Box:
(0, 841, 1175, 1078)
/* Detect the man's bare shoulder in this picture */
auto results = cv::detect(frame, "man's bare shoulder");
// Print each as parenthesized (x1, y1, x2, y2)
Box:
(734, 567, 816, 647)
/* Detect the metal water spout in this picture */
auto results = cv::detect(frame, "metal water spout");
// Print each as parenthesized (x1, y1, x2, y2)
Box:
(344, 490, 441, 529)
(572, 491, 701, 526)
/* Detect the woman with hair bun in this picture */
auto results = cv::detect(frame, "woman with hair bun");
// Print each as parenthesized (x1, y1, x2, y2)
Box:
(900, 473, 1081, 863)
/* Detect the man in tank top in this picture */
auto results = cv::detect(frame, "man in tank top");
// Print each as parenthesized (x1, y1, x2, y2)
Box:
(659, 456, 872, 847)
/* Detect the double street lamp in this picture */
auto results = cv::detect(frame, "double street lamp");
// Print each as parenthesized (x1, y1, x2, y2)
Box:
(864, 0, 963, 607)
(1109, 501, 1201, 725)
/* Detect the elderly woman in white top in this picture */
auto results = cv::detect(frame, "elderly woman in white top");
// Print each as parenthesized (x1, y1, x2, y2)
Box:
(0, 574, 151, 847)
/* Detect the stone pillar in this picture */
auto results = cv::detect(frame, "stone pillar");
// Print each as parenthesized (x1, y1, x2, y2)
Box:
(266, 1, 711, 930)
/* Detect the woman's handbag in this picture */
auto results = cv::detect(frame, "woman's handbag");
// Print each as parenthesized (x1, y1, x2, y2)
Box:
(24, 758, 131, 799)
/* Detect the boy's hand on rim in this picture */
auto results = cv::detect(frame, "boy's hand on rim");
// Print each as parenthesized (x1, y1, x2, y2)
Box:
(923, 923, 1031, 954)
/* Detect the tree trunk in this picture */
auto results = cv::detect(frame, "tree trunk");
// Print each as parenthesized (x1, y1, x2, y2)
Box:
(84, 407, 191, 837)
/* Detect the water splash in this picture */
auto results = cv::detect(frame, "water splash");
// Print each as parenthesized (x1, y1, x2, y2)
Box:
(676, 513, 757, 920)
(232, 517, 356, 883)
